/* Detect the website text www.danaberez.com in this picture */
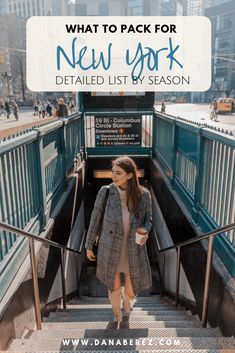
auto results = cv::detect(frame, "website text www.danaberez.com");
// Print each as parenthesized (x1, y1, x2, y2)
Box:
(62, 338, 181, 347)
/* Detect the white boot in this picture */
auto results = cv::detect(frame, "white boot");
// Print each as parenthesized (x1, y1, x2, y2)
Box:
(121, 287, 135, 313)
(108, 288, 122, 322)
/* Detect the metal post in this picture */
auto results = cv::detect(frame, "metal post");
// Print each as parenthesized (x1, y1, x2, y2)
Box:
(75, 253, 80, 299)
(161, 252, 165, 297)
(28, 238, 42, 330)
(61, 119, 68, 177)
(192, 128, 203, 223)
(175, 246, 181, 307)
(35, 131, 47, 227)
(2, 71, 11, 101)
(60, 248, 67, 309)
(170, 119, 177, 188)
(202, 236, 214, 327)
(70, 171, 79, 231)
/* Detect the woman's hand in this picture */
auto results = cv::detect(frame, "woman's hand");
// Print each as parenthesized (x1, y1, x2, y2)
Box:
(139, 233, 148, 246)
(86, 249, 97, 261)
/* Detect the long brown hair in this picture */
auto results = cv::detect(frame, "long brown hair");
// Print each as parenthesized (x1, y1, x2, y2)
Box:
(112, 156, 141, 218)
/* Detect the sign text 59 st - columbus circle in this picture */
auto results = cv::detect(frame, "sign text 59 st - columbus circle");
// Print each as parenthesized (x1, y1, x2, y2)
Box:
(95, 117, 142, 147)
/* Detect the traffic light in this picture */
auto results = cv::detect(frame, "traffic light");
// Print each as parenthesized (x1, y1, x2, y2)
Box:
(0, 50, 4, 64)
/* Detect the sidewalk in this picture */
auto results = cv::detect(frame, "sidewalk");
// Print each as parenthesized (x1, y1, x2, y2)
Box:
(155, 103, 235, 135)
(0, 108, 58, 139)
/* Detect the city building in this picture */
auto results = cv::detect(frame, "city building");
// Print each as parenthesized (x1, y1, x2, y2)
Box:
(187, 0, 231, 17)
(0, 15, 13, 101)
(205, 0, 235, 99)
(72, 0, 160, 16)
(0, 0, 70, 102)
(127, 0, 143, 15)
(187, 0, 209, 15)
(160, 0, 186, 16)
(3, 0, 69, 18)
(140, 0, 161, 16)
(0, 0, 7, 15)
(73, 0, 127, 16)
(208, 0, 231, 6)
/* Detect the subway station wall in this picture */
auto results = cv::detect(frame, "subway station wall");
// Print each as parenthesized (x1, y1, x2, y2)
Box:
(150, 157, 235, 336)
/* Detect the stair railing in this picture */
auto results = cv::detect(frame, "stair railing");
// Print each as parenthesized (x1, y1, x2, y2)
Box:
(0, 221, 86, 330)
(154, 222, 235, 327)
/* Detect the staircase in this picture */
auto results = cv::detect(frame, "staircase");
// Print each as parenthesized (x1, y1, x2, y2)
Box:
(6, 296, 235, 352)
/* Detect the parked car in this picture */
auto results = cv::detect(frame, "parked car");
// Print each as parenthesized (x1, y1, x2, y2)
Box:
(175, 97, 187, 103)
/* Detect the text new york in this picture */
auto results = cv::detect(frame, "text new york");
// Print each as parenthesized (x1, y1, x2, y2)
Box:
(56, 37, 183, 79)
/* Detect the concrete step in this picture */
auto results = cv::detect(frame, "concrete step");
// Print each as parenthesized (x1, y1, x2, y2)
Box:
(4, 350, 231, 353)
(54, 307, 186, 317)
(29, 327, 222, 339)
(70, 296, 172, 305)
(41, 320, 204, 330)
(8, 336, 235, 351)
(44, 313, 197, 323)
(64, 304, 179, 310)
(5, 348, 234, 353)
(69, 302, 176, 309)
(58, 306, 185, 312)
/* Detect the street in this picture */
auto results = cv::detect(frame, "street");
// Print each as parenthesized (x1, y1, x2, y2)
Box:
(0, 104, 235, 139)
(155, 103, 235, 135)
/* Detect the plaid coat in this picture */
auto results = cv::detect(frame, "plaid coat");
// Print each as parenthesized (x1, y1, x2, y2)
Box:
(85, 183, 152, 295)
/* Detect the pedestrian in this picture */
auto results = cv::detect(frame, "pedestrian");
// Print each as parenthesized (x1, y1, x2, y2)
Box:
(161, 100, 166, 114)
(5, 101, 10, 119)
(41, 101, 46, 118)
(210, 98, 218, 121)
(12, 101, 19, 120)
(46, 100, 52, 116)
(33, 100, 39, 116)
(68, 99, 75, 114)
(38, 101, 42, 118)
(0, 101, 5, 116)
(210, 98, 218, 111)
(85, 156, 152, 322)
(53, 98, 68, 118)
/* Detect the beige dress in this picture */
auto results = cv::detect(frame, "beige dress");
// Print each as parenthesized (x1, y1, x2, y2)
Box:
(116, 186, 131, 273)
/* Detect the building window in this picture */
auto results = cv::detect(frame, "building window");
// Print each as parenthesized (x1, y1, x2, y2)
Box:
(176, 3, 183, 15)
(216, 16, 220, 31)
(32, 2, 35, 15)
(216, 68, 228, 77)
(132, 6, 142, 14)
(217, 33, 231, 50)
(128, 0, 142, 15)
(37, 0, 40, 14)
(219, 13, 232, 31)
(75, 4, 87, 15)
(99, 2, 109, 15)
(27, 1, 31, 16)
(22, 1, 26, 17)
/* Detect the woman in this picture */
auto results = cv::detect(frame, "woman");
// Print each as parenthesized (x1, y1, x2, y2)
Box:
(85, 156, 152, 322)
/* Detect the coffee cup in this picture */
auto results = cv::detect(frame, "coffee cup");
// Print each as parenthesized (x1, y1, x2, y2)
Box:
(135, 227, 148, 245)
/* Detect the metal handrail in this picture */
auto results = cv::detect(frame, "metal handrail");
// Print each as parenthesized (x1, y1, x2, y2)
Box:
(0, 220, 87, 330)
(153, 221, 235, 327)
(0, 221, 80, 253)
(157, 222, 235, 252)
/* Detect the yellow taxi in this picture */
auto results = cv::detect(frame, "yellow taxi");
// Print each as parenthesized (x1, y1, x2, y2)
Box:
(217, 97, 234, 114)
